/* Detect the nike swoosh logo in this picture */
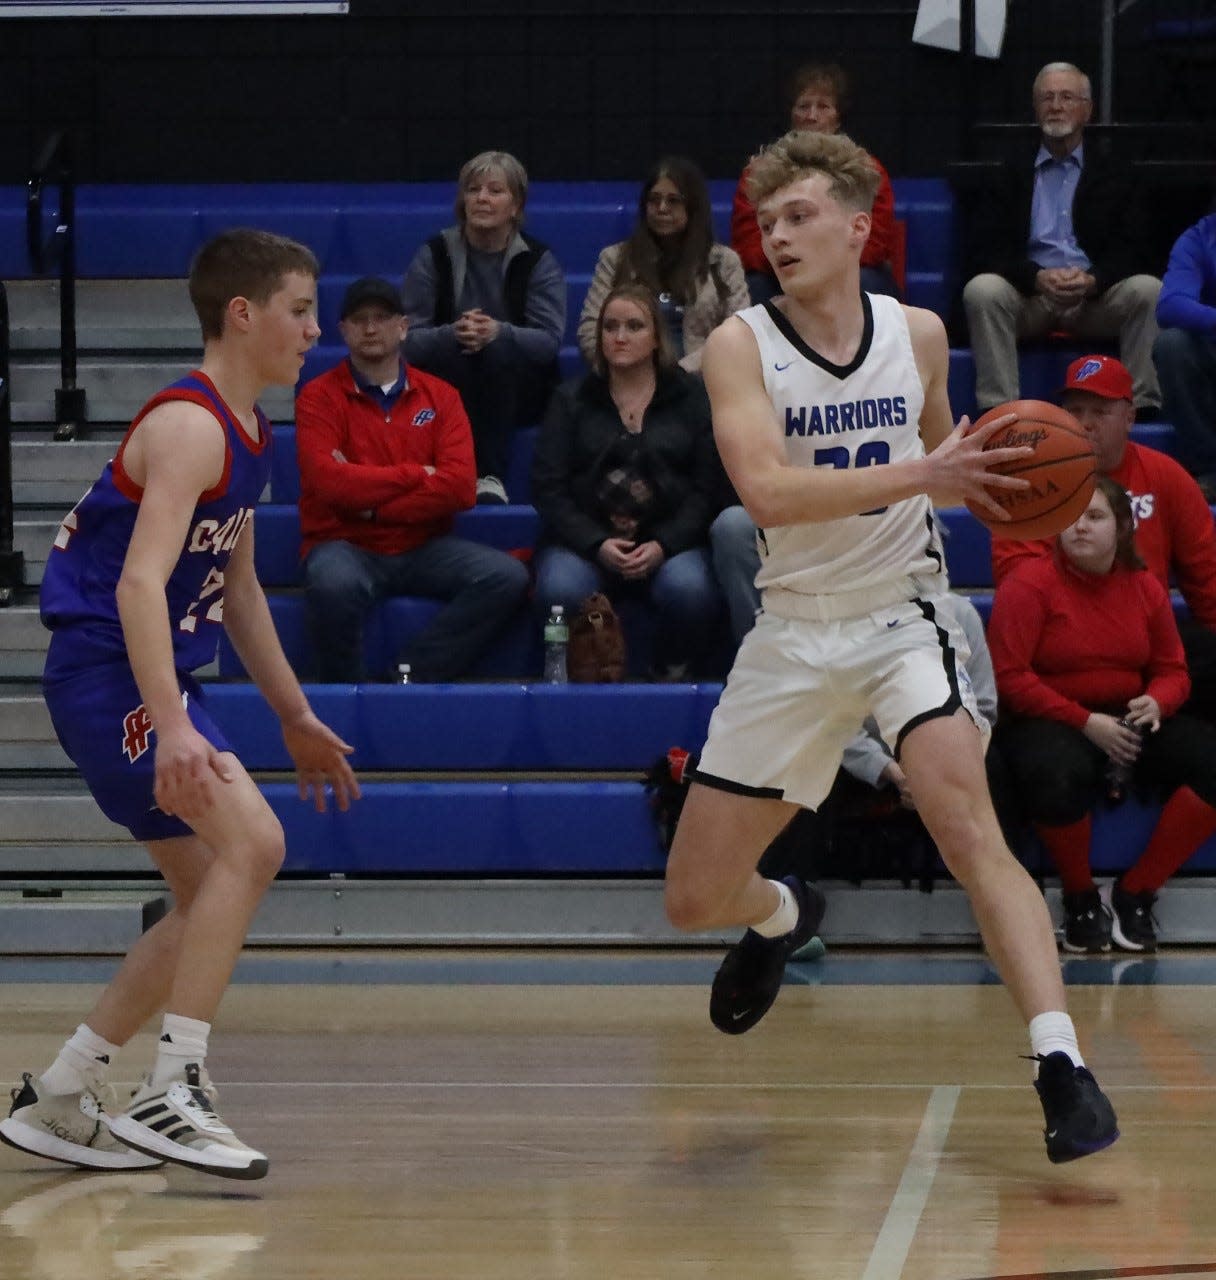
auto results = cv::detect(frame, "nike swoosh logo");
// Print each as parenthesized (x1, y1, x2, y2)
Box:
(730, 1010, 752, 1021)
(887, 620, 899, 628)
(774, 361, 793, 372)
(1046, 1129, 1058, 1139)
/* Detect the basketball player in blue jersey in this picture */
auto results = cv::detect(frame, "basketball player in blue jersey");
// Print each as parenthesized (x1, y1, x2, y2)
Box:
(0, 229, 360, 1181)
(664, 131, 1118, 1163)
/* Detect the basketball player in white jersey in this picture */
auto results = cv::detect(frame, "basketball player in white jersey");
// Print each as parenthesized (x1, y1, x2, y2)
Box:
(665, 130, 1117, 1163)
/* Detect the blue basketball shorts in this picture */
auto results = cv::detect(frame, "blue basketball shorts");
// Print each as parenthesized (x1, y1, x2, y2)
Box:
(43, 657, 234, 843)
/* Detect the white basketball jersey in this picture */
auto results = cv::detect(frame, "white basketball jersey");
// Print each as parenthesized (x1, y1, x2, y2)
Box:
(736, 293, 947, 606)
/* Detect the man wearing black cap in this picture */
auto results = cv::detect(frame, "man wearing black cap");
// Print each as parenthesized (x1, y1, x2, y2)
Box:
(295, 276, 529, 681)
(992, 353, 1216, 719)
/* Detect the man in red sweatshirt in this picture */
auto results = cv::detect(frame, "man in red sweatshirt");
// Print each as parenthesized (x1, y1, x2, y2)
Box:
(992, 354, 1216, 719)
(296, 277, 529, 681)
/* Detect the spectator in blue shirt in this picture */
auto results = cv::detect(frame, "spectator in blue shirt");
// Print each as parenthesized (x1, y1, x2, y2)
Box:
(402, 151, 566, 505)
(961, 63, 1162, 416)
(1154, 206, 1216, 498)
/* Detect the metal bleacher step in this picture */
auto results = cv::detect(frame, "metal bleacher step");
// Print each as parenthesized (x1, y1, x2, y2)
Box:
(7, 356, 294, 425)
(0, 889, 168, 954)
(13, 518, 56, 586)
(0, 606, 50, 678)
(10, 436, 117, 507)
(0, 695, 69, 769)
(4, 279, 200, 351)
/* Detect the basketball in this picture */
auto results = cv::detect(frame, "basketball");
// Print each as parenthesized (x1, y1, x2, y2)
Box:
(964, 399, 1097, 540)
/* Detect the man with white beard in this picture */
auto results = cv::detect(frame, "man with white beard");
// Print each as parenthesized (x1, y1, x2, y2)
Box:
(961, 62, 1162, 418)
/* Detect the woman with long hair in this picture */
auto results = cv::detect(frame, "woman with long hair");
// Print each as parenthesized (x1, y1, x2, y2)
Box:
(578, 157, 748, 373)
(535, 283, 723, 677)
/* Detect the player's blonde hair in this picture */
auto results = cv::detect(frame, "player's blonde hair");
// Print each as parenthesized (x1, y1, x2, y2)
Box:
(745, 130, 879, 214)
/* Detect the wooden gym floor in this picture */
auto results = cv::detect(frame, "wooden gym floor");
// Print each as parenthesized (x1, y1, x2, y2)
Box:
(2, 949, 1215, 1280)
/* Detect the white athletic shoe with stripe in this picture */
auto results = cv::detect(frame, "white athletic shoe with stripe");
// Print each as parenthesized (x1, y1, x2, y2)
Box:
(0, 1073, 165, 1171)
(104, 1064, 268, 1181)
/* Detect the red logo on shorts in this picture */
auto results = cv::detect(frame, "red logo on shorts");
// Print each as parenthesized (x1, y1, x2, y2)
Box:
(122, 705, 154, 763)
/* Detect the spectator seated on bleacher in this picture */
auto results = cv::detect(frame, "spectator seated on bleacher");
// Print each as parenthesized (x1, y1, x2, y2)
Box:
(1153, 206, 1216, 499)
(989, 476, 1216, 955)
(731, 60, 902, 304)
(577, 156, 749, 376)
(531, 283, 723, 681)
(992, 354, 1216, 723)
(960, 61, 1162, 418)
(401, 150, 566, 506)
(294, 276, 529, 683)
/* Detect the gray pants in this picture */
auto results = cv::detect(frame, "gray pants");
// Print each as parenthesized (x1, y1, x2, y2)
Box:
(962, 272, 1162, 411)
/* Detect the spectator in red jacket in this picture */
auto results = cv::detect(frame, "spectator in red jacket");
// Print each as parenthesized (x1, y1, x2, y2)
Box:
(989, 476, 1216, 954)
(296, 277, 529, 681)
(992, 354, 1216, 721)
(730, 61, 900, 304)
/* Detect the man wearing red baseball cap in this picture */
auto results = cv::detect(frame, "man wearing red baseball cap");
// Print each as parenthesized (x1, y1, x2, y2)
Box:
(993, 353, 1216, 720)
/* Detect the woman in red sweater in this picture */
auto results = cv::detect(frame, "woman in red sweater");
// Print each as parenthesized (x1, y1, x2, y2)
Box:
(730, 61, 899, 304)
(989, 476, 1216, 953)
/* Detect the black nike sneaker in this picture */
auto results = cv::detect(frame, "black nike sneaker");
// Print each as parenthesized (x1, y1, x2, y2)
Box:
(1032, 1051, 1119, 1163)
(709, 877, 826, 1035)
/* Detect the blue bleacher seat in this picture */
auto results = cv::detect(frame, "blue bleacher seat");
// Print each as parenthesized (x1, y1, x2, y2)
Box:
(939, 506, 993, 588)
(264, 778, 667, 875)
(206, 682, 723, 772)
(217, 592, 539, 681)
(246, 755, 1216, 878)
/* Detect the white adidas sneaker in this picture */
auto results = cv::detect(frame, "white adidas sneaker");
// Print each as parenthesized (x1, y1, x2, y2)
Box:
(104, 1064, 268, 1181)
(0, 1072, 165, 1171)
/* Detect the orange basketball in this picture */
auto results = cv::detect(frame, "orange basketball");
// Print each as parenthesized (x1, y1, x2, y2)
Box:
(964, 399, 1097, 540)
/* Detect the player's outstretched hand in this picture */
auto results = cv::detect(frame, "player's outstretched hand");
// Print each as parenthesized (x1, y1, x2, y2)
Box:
(154, 723, 235, 821)
(927, 413, 1033, 520)
(281, 710, 361, 813)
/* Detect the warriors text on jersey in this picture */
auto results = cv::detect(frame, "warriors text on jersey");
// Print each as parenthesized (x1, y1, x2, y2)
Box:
(736, 293, 946, 612)
(40, 372, 272, 679)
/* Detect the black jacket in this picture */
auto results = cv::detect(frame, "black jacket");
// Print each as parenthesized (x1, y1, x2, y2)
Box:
(964, 142, 1155, 297)
(532, 368, 720, 560)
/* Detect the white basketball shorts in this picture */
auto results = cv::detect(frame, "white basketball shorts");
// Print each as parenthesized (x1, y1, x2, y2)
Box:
(694, 593, 986, 810)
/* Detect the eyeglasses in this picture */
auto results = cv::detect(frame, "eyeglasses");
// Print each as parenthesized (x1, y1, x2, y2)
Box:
(1035, 91, 1090, 107)
(646, 193, 686, 209)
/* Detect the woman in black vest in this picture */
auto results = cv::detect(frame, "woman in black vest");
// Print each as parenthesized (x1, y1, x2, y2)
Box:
(402, 150, 566, 504)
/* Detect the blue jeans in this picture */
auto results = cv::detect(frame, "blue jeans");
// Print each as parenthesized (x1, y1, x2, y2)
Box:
(1154, 327, 1216, 478)
(533, 544, 722, 672)
(709, 505, 762, 647)
(303, 536, 530, 682)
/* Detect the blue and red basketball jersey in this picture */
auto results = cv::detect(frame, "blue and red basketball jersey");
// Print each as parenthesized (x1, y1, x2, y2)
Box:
(41, 371, 272, 679)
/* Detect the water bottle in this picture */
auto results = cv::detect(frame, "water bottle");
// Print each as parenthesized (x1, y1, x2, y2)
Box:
(396, 663, 411, 685)
(543, 605, 569, 684)
(1105, 717, 1144, 803)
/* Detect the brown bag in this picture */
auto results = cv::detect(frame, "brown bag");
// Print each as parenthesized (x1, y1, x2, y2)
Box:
(567, 592, 627, 683)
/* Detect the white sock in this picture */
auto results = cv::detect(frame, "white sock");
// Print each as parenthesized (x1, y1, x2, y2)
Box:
(1028, 1011, 1084, 1071)
(753, 879, 800, 938)
(40, 1023, 121, 1096)
(150, 1013, 211, 1090)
